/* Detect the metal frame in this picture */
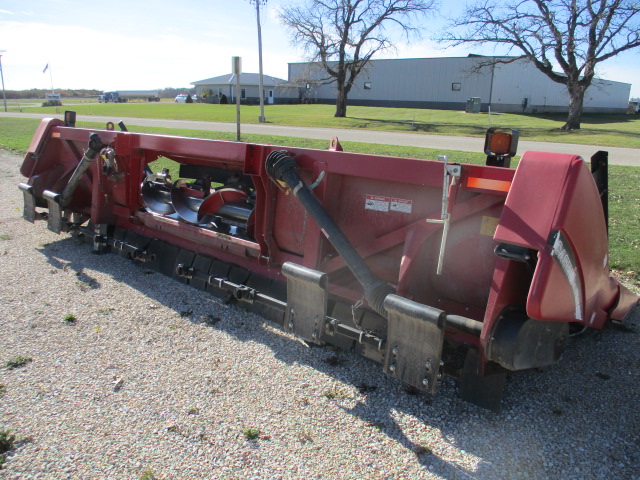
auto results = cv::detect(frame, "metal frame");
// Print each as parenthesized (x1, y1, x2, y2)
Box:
(18, 117, 638, 407)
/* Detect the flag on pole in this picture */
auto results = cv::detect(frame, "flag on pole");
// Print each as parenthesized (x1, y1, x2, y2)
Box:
(43, 64, 49, 73)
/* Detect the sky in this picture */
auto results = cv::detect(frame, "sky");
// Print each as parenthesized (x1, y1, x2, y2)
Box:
(0, 0, 639, 97)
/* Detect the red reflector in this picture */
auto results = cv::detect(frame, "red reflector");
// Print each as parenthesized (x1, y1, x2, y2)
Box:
(466, 177, 511, 192)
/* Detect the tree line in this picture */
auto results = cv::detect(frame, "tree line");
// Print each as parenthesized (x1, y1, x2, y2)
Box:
(2, 89, 102, 99)
(3, 88, 194, 99)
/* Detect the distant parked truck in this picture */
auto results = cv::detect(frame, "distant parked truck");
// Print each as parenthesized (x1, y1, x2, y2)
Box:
(44, 93, 62, 107)
(99, 90, 160, 103)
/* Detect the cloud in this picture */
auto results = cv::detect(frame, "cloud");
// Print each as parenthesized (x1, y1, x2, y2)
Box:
(0, 19, 296, 89)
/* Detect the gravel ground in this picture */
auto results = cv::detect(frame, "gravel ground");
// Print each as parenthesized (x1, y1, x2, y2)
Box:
(1, 149, 638, 480)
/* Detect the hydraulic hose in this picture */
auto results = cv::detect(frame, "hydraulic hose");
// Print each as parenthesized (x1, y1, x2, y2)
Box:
(265, 151, 485, 338)
(265, 151, 394, 317)
(60, 133, 103, 207)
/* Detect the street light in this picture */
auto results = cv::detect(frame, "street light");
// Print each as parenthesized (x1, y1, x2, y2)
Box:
(248, 0, 267, 123)
(0, 50, 7, 113)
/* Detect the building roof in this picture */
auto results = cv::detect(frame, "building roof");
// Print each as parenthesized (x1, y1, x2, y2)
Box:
(191, 73, 295, 87)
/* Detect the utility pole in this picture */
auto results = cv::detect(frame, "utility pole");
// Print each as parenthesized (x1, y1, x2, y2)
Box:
(249, 0, 267, 123)
(0, 50, 7, 112)
(47, 64, 54, 94)
(233, 56, 242, 141)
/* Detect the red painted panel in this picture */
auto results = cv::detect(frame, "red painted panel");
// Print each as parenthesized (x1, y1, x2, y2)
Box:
(493, 151, 624, 325)
(22, 118, 65, 178)
(21, 118, 637, 345)
(494, 151, 577, 249)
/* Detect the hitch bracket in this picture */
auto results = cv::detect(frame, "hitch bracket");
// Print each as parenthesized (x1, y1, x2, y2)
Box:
(18, 183, 37, 223)
(42, 190, 63, 234)
(383, 295, 446, 395)
(282, 262, 329, 345)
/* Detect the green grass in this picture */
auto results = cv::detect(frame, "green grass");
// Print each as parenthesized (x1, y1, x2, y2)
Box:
(1, 115, 637, 289)
(3, 97, 99, 108)
(0, 429, 15, 454)
(3, 356, 32, 370)
(139, 467, 156, 480)
(11, 102, 640, 148)
(242, 428, 261, 441)
(0, 118, 41, 152)
(0, 428, 16, 466)
(608, 166, 640, 289)
(0, 117, 488, 166)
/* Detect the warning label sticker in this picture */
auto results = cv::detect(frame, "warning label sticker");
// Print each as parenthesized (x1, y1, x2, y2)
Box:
(390, 197, 412, 214)
(365, 195, 390, 212)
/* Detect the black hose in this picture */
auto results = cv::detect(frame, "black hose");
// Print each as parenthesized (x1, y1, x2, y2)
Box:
(265, 151, 486, 338)
(266, 151, 394, 317)
(60, 133, 103, 206)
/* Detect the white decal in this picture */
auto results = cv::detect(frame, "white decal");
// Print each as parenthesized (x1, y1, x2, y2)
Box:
(390, 197, 412, 214)
(365, 194, 389, 212)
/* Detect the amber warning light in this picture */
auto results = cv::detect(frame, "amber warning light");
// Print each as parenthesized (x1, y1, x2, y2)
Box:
(484, 128, 519, 168)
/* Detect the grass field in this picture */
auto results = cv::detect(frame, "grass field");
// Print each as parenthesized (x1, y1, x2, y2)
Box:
(3, 97, 99, 108)
(0, 114, 637, 290)
(0, 117, 490, 164)
(10, 101, 640, 149)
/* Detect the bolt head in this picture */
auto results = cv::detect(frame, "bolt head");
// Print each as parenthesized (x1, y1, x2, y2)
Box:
(288, 322, 293, 329)
(392, 347, 398, 355)
(422, 378, 429, 386)
(389, 364, 396, 372)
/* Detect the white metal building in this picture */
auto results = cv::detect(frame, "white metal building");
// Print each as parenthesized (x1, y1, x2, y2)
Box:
(288, 56, 631, 113)
(191, 73, 299, 104)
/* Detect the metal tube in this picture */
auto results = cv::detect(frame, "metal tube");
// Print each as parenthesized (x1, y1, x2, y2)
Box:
(254, 0, 266, 123)
(60, 133, 103, 206)
(446, 314, 483, 337)
(264, 151, 484, 336)
(265, 151, 393, 317)
(0, 53, 7, 113)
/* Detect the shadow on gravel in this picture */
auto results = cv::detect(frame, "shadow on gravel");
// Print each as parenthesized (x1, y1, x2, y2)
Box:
(38, 236, 640, 480)
(39, 240, 102, 290)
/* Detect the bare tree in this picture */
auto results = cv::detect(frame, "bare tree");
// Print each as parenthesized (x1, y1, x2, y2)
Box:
(278, 0, 436, 117)
(442, 0, 640, 129)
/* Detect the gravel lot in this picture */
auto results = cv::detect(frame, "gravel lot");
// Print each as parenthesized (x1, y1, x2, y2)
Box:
(1, 149, 638, 480)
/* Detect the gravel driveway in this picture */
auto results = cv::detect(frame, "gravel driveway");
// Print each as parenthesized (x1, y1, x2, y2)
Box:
(1, 150, 638, 480)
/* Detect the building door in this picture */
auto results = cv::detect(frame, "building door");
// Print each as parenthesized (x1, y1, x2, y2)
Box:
(268, 90, 274, 104)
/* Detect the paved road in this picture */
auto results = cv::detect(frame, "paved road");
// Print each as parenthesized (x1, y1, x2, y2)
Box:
(3, 111, 638, 166)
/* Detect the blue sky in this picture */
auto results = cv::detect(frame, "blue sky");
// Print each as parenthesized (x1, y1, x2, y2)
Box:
(0, 0, 638, 97)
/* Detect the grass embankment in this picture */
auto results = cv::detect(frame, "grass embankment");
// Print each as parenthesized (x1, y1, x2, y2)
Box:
(0, 116, 637, 289)
(11, 102, 640, 149)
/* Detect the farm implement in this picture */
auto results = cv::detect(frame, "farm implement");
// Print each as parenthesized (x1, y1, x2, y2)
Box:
(18, 113, 638, 410)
